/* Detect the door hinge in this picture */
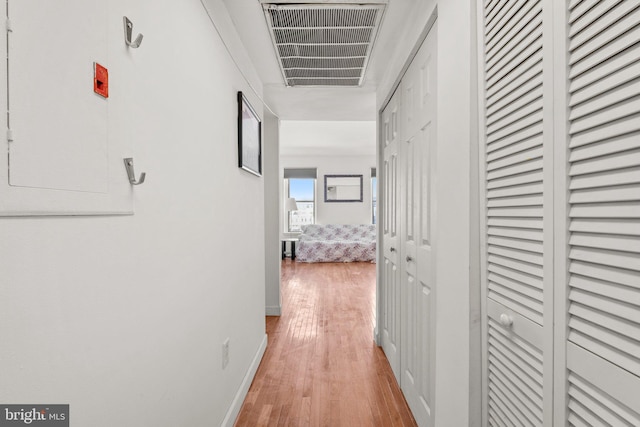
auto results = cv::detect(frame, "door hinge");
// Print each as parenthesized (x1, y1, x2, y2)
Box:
(7, 129, 13, 143)
(6, 19, 12, 33)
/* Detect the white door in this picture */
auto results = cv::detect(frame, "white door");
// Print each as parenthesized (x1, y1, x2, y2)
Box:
(563, 0, 640, 423)
(400, 21, 437, 427)
(381, 88, 402, 381)
(480, 0, 640, 425)
(480, 0, 551, 425)
(8, 0, 108, 193)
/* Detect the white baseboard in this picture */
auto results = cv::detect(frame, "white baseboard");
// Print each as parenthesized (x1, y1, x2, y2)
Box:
(221, 333, 268, 427)
(265, 305, 281, 316)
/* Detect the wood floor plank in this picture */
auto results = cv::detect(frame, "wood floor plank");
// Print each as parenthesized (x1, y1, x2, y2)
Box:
(234, 260, 417, 427)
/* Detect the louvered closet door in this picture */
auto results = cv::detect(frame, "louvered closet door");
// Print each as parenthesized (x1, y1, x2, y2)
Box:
(381, 88, 402, 382)
(481, 0, 552, 425)
(565, 0, 640, 424)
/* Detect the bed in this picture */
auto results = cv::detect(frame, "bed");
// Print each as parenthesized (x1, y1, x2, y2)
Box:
(296, 224, 376, 263)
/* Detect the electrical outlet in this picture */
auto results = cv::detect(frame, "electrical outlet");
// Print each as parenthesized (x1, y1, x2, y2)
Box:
(222, 338, 230, 369)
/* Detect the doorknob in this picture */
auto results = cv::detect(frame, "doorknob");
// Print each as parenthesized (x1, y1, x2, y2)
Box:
(499, 314, 513, 328)
(406, 256, 413, 262)
(390, 247, 396, 252)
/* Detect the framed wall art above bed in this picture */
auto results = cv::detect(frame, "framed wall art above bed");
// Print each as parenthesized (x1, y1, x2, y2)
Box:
(324, 174, 363, 202)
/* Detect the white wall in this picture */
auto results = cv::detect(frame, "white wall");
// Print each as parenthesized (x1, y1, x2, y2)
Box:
(376, 1, 479, 426)
(433, 1, 477, 425)
(263, 111, 281, 316)
(0, 1, 266, 426)
(281, 155, 377, 229)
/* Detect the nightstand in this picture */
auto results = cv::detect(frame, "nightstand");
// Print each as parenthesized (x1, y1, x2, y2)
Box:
(281, 238, 299, 260)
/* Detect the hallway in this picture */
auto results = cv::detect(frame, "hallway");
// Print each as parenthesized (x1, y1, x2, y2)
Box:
(235, 261, 416, 426)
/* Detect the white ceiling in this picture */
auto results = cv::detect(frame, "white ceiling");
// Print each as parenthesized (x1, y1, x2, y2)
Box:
(280, 121, 377, 156)
(221, 0, 417, 121)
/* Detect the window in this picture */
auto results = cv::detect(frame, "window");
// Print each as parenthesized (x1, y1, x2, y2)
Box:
(371, 168, 377, 224)
(284, 168, 317, 233)
(287, 179, 315, 232)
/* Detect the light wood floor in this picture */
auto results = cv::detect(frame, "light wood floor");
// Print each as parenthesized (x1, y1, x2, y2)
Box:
(234, 260, 417, 427)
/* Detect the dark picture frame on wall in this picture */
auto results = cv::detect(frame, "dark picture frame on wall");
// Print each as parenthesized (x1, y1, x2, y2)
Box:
(324, 174, 363, 203)
(237, 91, 262, 176)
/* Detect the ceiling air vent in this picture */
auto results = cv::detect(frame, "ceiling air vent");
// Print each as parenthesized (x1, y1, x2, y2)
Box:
(262, 2, 386, 87)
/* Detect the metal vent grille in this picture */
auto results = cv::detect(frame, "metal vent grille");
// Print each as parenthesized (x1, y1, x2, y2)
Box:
(263, 3, 386, 87)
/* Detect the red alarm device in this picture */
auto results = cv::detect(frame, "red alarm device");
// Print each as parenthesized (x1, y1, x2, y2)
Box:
(94, 62, 109, 98)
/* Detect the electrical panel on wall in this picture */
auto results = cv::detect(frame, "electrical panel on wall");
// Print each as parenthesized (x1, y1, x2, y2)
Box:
(1, 0, 135, 215)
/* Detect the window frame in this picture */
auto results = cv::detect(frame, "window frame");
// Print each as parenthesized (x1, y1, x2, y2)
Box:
(371, 175, 377, 224)
(285, 177, 316, 233)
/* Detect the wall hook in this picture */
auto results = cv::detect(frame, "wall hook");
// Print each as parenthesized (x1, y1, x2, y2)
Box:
(123, 16, 143, 48)
(124, 158, 146, 185)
